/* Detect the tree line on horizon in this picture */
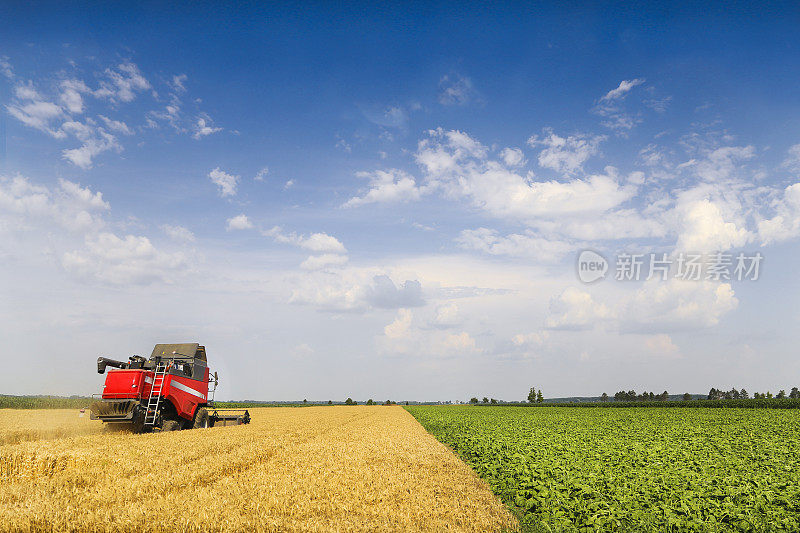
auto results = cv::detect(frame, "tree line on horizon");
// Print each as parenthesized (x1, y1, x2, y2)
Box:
(590, 387, 800, 402)
(465, 385, 800, 406)
(608, 390, 673, 402)
(708, 387, 800, 400)
(469, 387, 545, 405)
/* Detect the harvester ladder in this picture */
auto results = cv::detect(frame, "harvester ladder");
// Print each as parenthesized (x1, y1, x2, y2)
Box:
(144, 361, 169, 426)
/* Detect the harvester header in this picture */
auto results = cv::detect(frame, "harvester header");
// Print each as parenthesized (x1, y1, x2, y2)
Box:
(90, 343, 250, 432)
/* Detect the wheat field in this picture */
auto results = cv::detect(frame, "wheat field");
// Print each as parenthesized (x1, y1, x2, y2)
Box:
(0, 408, 102, 446)
(0, 406, 517, 532)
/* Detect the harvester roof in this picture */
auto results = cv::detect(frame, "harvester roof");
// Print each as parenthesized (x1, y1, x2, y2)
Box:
(150, 343, 207, 361)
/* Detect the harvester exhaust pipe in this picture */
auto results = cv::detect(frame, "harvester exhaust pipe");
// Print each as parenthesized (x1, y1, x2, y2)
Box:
(97, 357, 127, 374)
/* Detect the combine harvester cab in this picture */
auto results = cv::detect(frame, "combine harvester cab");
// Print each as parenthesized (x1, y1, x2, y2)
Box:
(90, 343, 250, 432)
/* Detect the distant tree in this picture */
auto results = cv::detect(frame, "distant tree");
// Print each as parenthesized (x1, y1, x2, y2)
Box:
(790, 387, 800, 399)
(490, 398, 498, 404)
(328, 400, 333, 405)
(767, 391, 773, 399)
(683, 393, 692, 401)
(601, 392, 609, 402)
(777, 390, 786, 399)
(709, 387, 736, 400)
(303, 399, 308, 404)
(366, 399, 374, 405)
(528, 387, 537, 403)
(659, 391, 669, 401)
(345, 397, 355, 405)
(470, 397, 479, 404)
(740, 389, 749, 399)
(536, 390, 543, 403)
(405, 401, 409, 406)
(384, 400, 394, 405)
(482, 397, 489, 403)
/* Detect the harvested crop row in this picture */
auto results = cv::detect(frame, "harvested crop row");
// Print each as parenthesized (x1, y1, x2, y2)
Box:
(0, 406, 516, 532)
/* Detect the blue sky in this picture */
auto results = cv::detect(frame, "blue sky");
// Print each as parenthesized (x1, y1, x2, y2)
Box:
(1, 3, 800, 401)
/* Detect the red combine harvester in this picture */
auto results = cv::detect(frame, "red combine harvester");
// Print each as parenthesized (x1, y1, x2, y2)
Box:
(90, 343, 250, 432)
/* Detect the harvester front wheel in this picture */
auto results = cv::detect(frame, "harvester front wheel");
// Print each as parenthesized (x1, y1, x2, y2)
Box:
(162, 420, 181, 431)
(193, 407, 210, 429)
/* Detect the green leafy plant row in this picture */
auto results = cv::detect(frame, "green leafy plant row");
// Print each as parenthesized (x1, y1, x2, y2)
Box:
(407, 406, 800, 532)
(484, 399, 800, 409)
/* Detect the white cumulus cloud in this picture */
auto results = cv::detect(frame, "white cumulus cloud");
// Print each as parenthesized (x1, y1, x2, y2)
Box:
(263, 226, 347, 254)
(757, 183, 800, 245)
(344, 169, 422, 207)
(544, 287, 614, 330)
(529, 129, 605, 174)
(62, 232, 188, 285)
(209, 167, 239, 197)
(500, 147, 526, 167)
(300, 253, 349, 271)
(456, 228, 573, 262)
(621, 279, 738, 332)
(226, 214, 253, 231)
(161, 224, 195, 242)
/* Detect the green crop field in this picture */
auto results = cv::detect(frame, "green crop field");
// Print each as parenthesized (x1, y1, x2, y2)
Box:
(0, 395, 91, 410)
(406, 406, 800, 532)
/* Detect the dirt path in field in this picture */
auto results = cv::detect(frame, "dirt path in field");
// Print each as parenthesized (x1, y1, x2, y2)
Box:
(0, 406, 517, 532)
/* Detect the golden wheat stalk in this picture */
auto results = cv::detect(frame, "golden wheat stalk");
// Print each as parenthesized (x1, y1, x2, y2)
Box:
(0, 406, 516, 532)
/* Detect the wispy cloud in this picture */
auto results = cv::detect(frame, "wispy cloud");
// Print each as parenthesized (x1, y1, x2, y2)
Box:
(438, 73, 477, 106)
(254, 167, 269, 181)
(593, 78, 646, 134)
(193, 114, 222, 139)
(0, 55, 13, 79)
(601, 78, 645, 101)
(94, 62, 151, 103)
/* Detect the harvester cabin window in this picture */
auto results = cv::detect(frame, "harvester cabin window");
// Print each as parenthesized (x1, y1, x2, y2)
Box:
(168, 359, 206, 381)
(173, 361, 193, 377)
